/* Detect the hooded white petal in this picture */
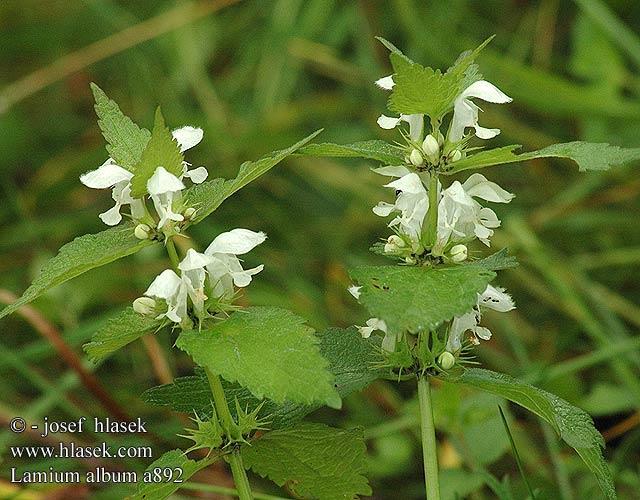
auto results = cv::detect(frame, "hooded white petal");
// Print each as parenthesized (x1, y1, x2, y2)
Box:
(375, 75, 395, 90)
(172, 126, 204, 152)
(205, 229, 267, 255)
(448, 80, 511, 142)
(479, 285, 515, 312)
(461, 80, 512, 104)
(462, 174, 514, 203)
(147, 166, 185, 195)
(145, 269, 182, 299)
(80, 161, 132, 189)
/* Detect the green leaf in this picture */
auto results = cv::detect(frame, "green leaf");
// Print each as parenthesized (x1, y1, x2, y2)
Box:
(90, 83, 150, 170)
(176, 307, 341, 408)
(241, 423, 371, 500)
(447, 142, 640, 174)
(298, 140, 405, 165)
(129, 108, 184, 198)
(185, 130, 322, 224)
(144, 327, 384, 429)
(129, 449, 219, 500)
(382, 37, 491, 118)
(83, 307, 162, 362)
(0, 225, 154, 320)
(447, 368, 615, 499)
(349, 265, 496, 333)
(473, 248, 518, 271)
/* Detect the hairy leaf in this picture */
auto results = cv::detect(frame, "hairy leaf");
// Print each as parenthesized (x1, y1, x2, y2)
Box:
(90, 83, 150, 170)
(473, 248, 518, 271)
(382, 37, 491, 118)
(130, 108, 184, 198)
(0, 225, 154, 320)
(84, 307, 163, 362)
(129, 449, 219, 500)
(144, 327, 384, 428)
(447, 142, 640, 174)
(447, 368, 615, 499)
(176, 307, 341, 408)
(185, 130, 322, 223)
(350, 265, 495, 333)
(298, 140, 405, 165)
(241, 423, 371, 500)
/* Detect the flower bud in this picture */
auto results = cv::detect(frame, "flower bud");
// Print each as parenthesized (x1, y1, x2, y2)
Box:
(438, 351, 456, 370)
(384, 235, 406, 253)
(134, 223, 152, 240)
(422, 134, 440, 163)
(133, 296, 157, 316)
(184, 207, 197, 219)
(409, 148, 424, 166)
(449, 244, 468, 262)
(449, 149, 462, 162)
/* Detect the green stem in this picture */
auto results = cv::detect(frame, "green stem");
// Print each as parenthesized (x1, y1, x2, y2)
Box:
(424, 172, 439, 250)
(205, 368, 238, 437)
(418, 375, 440, 500)
(229, 449, 254, 500)
(165, 237, 181, 272)
(204, 368, 253, 500)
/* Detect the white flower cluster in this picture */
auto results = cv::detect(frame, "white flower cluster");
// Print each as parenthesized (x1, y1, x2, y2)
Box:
(133, 229, 266, 324)
(80, 126, 208, 229)
(347, 74, 517, 352)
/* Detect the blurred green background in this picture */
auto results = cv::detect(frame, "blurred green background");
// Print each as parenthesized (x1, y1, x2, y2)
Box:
(1, 0, 639, 498)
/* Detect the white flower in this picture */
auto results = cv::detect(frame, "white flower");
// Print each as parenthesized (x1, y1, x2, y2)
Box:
(448, 80, 512, 143)
(178, 249, 215, 319)
(357, 318, 387, 339)
(377, 113, 424, 141)
(204, 229, 267, 298)
(81, 126, 207, 226)
(372, 165, 412, 178)
(446, 284, 515, 351)
(147, 167, 186, 230)
(79, 159, 145, 226)
(436, 173, 514, 251)
(144, 269, 189, 323)
(373, 173, 429, 245)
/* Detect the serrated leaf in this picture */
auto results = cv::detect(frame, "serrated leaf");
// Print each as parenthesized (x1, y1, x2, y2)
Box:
(349, 265, 496, 333)
(90, 83, 150, 170)
(144, 327, 384, 429)
(83, 307, 162, 362)
(447, 142, 640, 174)
(241, 423, 371, 500)
(447, 368, 615, 499)
(184, 130, 322, 224)
(0, 225, 154, 320)
(383, 37, 491, 118)
(298, 140, 405, 165)
(128, 449, 219, 500)
(176, 307, 341, 408)
(129, 108, 184, 198)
